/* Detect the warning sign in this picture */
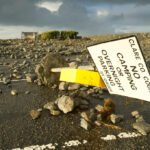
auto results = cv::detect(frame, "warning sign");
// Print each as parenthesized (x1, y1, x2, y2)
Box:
(88, 36, 150, 102)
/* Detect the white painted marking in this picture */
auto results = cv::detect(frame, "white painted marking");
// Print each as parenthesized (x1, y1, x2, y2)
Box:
(12, 140, 88, 150)
(118, 132, 141, 138)
(0, 79, 26, 83)
(101, 135, 117, 140)
(101, 132, 142, 141)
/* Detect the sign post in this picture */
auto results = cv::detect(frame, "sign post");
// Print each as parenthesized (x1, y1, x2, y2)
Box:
(88, 36, 150, 102)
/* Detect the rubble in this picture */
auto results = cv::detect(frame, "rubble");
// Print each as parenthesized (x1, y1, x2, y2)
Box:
(68, 83, 80, 91)
(11, 90, 18, 96)
(133, 121, 150, 135)
(132, 111, 150, 135)
(30, 109, 41, 120)
(80, 118, 91, 130)
(59, 82, 68, 91)
(26, 73, 37, 83)
(57, 95, 75, 114)
(110, 114, 124, 124)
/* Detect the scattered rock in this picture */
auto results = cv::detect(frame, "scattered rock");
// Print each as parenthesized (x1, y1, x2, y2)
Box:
(57, 95, 75, 114)
(50, 110, 61, 116)
(94, 120, 102, 126)
(3, 77, 11, 84)
(26, 73, 37, 83)
(79, 105, 89, 110)
(69, 62, 78, 68)
(80, 118, 91, 130)
(44, 102, 57, 111)
(37, 108, 42, 112)
(51, 84, 57, 89)
(96, 114, 102, 122)
(133, 121, 150, 135)
(110, 114, 123, 124)
(95, 104, 104, 112)
(30, 110, 41, 120)
(11, 90, 18, 96)
(25, 91, 30, 94)
(131, 111, 139, 118)
(59, 82, 68, 91)
(68, 83, 80, 90)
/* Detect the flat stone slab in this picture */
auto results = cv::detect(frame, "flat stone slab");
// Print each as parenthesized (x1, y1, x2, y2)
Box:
(133, 121, 150, 135)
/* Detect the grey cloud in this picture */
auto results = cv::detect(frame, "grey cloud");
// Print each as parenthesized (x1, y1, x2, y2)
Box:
(0, 0, 150, 36)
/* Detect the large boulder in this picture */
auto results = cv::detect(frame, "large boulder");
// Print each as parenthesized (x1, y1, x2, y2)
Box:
(35, 53, 68, 86)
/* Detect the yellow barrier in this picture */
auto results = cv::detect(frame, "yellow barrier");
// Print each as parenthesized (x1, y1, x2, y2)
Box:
(60, 69, 106, 88)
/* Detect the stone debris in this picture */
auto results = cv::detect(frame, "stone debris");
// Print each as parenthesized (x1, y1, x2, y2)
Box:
(30, 110, 41, 120)
(95, 104, 104, 112)
(69, 62, 78, 68)
(131, 111, 150, 135)
(80, 118, 91, 130)
(59, 82, 68, 91)
(3, 77, 11, 84)
(26, 73, 37, 83)
(25, 91, 30, 94)
(131, 110, 139, 118)
(11, 90, 18, 96)
(133, 121, 150, 135)
(110, 114, 124, 124)
(43, 101, 61, 115)
(68, 83, 80, 91)
(44, 101, 57, 111)
(35, 53, 68, 86)
(50, 110, 61, 116)
(57, 95, 75, 114)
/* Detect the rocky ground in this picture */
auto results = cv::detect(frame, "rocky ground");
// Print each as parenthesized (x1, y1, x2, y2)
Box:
(0, 33, 150, 150)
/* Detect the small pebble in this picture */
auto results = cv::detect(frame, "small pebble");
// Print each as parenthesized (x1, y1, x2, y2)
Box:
(11, 90, 18, 96)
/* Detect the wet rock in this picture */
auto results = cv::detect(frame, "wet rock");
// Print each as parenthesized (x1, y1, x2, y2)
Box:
(57, 95, 75, 114)
(30, 110, 41, 120)
(110, 114, 123, 124)
(59, 82, 68, 91)
(68, 83, 80, 90)
(26, 73, 37, 83)
(11, 90, 18, 96)
(133, 121, 150, 135)
(80, 118, 91, 130)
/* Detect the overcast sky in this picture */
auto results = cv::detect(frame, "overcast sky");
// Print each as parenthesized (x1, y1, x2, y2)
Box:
(0, 0, 150, 39)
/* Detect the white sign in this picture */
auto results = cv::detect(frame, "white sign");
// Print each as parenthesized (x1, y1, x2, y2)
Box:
(88, 36, 150, 102)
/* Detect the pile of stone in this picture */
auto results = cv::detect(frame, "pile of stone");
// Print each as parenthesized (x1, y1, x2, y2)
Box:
(131, 110, 150, 135)
(30, 96, 124, 131)
(80, 98, 123, 130)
